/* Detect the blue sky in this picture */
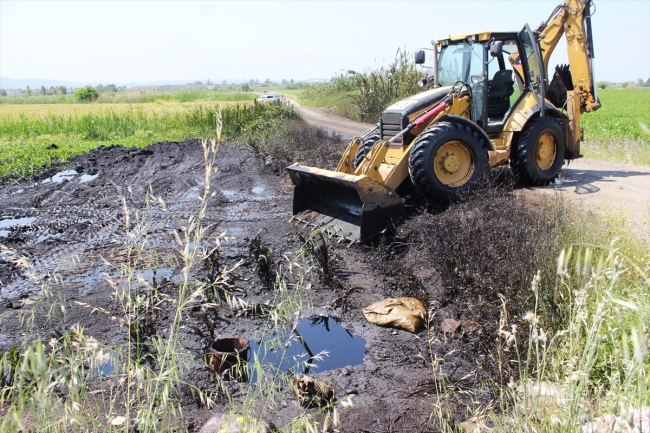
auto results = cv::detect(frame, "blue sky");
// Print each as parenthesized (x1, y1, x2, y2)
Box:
(1, 1, 648, 83)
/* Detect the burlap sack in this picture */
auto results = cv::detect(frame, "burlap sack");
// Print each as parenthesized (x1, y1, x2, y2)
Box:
(362, 297, 427, 333)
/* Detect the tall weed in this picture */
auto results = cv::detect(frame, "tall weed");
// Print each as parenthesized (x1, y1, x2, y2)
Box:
(301, 49, 425, 122)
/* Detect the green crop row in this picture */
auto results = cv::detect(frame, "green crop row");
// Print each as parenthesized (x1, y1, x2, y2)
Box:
(0, 89, 258, 105)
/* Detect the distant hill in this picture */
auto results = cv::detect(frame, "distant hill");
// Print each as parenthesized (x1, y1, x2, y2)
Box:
(0, 77, 89, 89)
(1, 76, 328, 90)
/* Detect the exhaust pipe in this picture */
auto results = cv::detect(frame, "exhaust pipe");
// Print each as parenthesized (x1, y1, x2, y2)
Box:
(431, 39, 439, 88)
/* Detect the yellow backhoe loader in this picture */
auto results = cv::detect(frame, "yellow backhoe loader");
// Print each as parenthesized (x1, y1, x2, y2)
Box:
(288, 0, 600, 242)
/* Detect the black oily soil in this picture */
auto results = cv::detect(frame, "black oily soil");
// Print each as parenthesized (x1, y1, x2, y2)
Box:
(0, 139, 546, 431)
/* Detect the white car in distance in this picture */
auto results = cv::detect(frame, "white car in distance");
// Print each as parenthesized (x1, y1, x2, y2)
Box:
(257, 93, 281, 103)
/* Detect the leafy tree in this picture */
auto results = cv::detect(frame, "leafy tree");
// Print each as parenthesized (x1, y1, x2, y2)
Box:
(40, 85, 47, 95)
(240, 83, 251, 92)
(59, 85, 67, 95)
(597, 81, 608, 90)
(74, 85, 100, 101)
(621, 81, 628, 88)
(25, 85, 31, 96)
(105, 84, 118, 92)
(0, 89, 6, 97)
(96, 84, 104, 92)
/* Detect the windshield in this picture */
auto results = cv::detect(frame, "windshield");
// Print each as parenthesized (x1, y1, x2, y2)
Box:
(438, 41, 485, 86)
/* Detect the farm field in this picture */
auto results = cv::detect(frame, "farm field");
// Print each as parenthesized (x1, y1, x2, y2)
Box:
(0, 99, 298, 179)
(0, 100, 253, 120)
(581, 88, 650, 164)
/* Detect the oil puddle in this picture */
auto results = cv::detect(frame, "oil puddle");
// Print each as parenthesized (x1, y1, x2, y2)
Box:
(247, 316, 365, 381)
(40, 170, 78, 184)
(0, 217, 37, 237)
(575, 183, 600, 195)
(80, 173, 99, 183)
(36, 232, 62, 243)
(97, 359, 116, 376)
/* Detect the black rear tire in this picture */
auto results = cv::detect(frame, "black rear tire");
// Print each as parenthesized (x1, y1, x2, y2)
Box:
(408, 122, 489, 199)
(511, 117, 565, 186)
(353, 133, 381, 169)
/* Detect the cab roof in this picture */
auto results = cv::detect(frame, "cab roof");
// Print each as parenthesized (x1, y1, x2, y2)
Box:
(439, 31, 519, 45)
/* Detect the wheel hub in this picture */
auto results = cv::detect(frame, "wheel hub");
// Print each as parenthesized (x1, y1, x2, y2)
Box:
(433, 141, 474, 187)
(441, 153, 461, 173)
(535, 132, 557, 171)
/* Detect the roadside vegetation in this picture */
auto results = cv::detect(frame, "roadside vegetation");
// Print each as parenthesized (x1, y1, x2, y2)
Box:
(423, 190, 650, 432)
(301, 49, 425, 122)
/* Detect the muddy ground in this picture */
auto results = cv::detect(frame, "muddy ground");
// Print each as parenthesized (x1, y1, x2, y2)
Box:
(0, 134, 585, 431)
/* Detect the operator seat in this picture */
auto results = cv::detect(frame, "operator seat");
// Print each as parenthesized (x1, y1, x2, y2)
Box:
(487, 70, 515, 119)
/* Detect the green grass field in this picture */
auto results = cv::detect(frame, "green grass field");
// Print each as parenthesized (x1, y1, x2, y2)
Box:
(581, 88, 650, 164)
(0, 89, 258, 105)
(0, 102, 299, 179)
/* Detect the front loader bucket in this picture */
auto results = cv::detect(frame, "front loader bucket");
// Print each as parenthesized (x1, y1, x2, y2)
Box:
(287, 163, 403, 242)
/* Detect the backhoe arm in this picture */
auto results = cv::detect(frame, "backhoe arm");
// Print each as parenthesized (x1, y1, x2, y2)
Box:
(538, 0, 600, 113)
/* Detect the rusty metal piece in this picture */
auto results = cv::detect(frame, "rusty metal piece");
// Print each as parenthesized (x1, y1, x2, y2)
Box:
(210, 338, 249, 380)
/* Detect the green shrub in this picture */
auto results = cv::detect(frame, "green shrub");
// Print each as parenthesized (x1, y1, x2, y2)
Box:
(301, 49, 425, 122)
(74, 85, 100, 102)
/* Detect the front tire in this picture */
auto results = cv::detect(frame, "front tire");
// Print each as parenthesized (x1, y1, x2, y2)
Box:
(353, 132, 381, 169)
(512, 117, 565, 186)
(408, 122, 489, 199)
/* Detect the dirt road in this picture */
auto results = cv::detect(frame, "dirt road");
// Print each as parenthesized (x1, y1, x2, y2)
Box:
(295, 103, 650, 242)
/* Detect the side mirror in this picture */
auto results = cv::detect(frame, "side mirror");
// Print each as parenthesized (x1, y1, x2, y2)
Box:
(414, 50, 426, 65)
(490, 41, 503, 57)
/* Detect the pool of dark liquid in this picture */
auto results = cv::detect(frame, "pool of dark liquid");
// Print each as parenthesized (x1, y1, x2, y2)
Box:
(245, 316, 366, 381)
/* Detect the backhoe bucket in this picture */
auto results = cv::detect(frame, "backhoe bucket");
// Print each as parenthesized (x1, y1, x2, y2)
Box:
(287, 163, 403, 242)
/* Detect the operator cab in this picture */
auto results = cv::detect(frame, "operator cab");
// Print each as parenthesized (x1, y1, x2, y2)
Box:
(436, 31, 536, 134)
